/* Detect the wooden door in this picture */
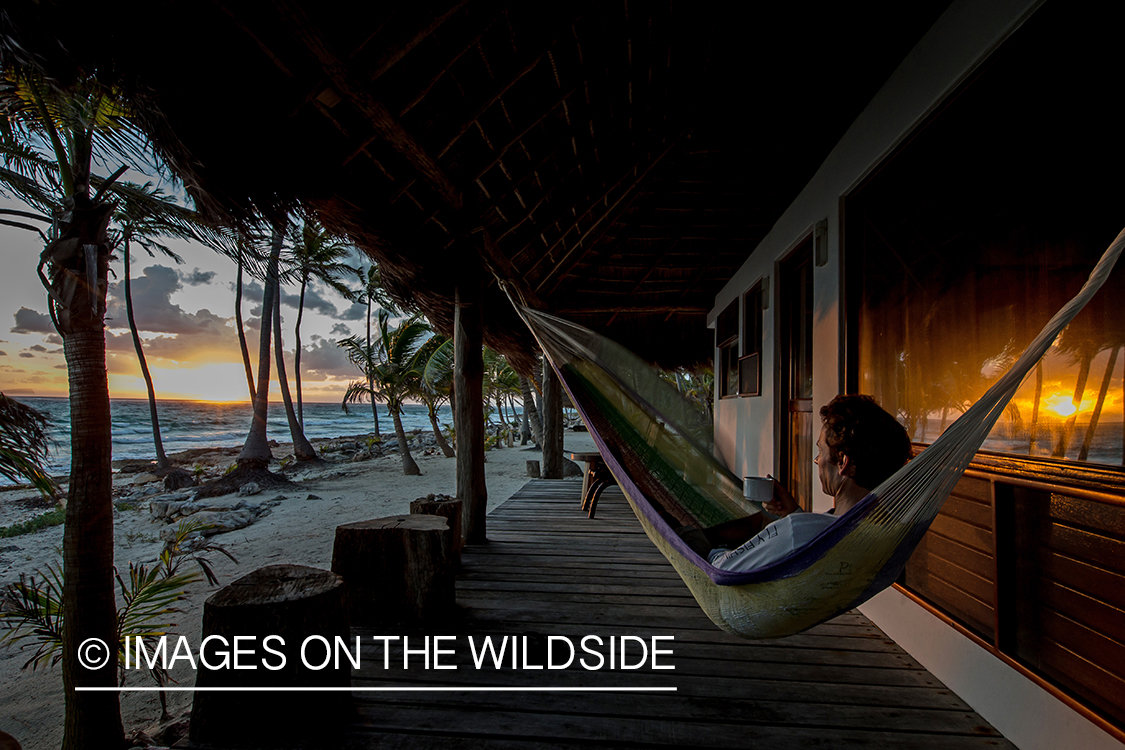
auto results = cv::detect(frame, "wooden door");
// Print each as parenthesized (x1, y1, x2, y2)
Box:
(778, 239, 814, 510)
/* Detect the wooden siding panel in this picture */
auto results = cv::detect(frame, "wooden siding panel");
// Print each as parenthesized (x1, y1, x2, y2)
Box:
(926, 514, 994, 556)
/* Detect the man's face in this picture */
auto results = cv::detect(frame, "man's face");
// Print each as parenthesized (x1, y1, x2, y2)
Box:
(814, 426, 842, 500)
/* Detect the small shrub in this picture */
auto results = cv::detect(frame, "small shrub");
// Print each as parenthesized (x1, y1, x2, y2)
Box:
(0, 507, 66, 539)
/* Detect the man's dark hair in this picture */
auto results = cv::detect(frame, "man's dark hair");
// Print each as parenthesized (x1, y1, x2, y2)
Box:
(819, 395, 911, 490)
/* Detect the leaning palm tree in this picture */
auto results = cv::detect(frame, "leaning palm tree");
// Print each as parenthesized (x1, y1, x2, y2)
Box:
(348, 263, 398, 437)
(0, 65, 162, 749)
(0, 393, 56, 497)
(110, 181, 232, 471)
(414, 333, 456, 457)
(340, 312, 429, 475)
(286, 219, 353, 427)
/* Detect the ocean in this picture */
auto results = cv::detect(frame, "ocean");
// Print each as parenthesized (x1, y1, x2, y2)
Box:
(7, 397, 454, 482)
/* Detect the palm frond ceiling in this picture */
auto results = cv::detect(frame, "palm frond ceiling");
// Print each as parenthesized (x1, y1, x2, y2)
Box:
(0, 1, 950, 371)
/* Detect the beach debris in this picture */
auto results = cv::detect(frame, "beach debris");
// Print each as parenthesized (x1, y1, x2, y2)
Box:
(132, 472, 160, 486)
(237, 481, 262, 497)
(306, 493, 323, 500)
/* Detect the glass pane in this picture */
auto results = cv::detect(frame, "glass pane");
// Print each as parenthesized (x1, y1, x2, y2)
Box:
(846, 0, 1125, 470)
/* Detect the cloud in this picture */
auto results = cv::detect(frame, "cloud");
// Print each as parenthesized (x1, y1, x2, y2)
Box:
(0, 350, 6, 356)
(299, 336, 356, 380)
(106, 265, 230, 335)
(179, 268, 217, 286)
(330, 323, 352, 337)
(279, 281, 341, 317)
(29, 344, 47, 352)
(53, 364, 66, 370)
(45, 334, 63, 345)
(339, 302, 367, 321)
(11, 307, 54, 334)
(19, 352, 34, 358)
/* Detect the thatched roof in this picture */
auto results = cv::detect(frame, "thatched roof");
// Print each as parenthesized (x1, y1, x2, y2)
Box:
(1, 1, 949, 372)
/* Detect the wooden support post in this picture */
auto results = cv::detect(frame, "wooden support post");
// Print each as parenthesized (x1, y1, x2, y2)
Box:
(455, 267, 488, 543)
(331, 514, 454, 623)
(189, 564, 351, 746)
(542, 360, 565, 478)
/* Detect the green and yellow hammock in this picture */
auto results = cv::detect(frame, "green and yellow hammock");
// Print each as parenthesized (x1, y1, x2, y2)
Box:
(513, 228, 1125, 639)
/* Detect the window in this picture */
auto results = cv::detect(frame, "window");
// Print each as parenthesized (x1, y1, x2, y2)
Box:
(739, 281, 764, 396)
(844, 1, 1125, 733)
(716, 299, 739, 397)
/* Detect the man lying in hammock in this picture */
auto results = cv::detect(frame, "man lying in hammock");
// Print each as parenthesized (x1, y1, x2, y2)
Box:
(680, 395, 911, 571)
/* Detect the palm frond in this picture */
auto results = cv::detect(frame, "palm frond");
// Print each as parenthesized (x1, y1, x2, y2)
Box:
(0, 393, 57, 496)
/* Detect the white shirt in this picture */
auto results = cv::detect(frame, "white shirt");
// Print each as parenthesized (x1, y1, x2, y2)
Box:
(708, 511, 838, 572)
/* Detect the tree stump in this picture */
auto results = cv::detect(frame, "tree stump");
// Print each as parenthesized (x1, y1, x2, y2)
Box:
(331, 515, 454, 624)
(189, 564, 351, 747)
(526, 459, 541, 478)
(410, 494, 464, 557)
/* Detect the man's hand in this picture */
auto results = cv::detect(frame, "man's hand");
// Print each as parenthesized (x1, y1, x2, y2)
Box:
(763, 476, 799, 517)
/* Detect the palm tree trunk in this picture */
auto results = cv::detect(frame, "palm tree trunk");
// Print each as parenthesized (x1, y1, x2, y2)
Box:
(366, 295, 380, 436)
(520, 391, 530, 445)
(123, 240, 169, 469)
(519, 375, 542, 445)
(1054, 352, 1093, 458)
(295, 275, 306, 428)
(429, 405, 455, 457)
(392, 405, 421, 475)
(1079, 345, 1119, 461)
(1029, 361, 1043, 453)
(235, 251, 256, 403)
(239, 231, 282, 469)
(273, 283, 317, 461)
(55, 202, 125, 750)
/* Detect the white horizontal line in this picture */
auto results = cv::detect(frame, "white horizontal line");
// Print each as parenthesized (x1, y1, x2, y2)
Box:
(77, 686, 677, 693)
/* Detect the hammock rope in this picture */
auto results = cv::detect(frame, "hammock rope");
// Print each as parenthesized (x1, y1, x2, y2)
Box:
(512, 227, 1125, 639)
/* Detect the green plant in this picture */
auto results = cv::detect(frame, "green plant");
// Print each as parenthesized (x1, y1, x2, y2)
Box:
(0, 507, 66, 538)
(192, 464, 205, 478)
(0, 519, 234, 719)
(222, 463, 238, 476)
(364, 435, 381, 450)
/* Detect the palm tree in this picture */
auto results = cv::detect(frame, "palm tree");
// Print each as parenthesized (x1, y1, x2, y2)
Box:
(0, 393, 56, 497)
(234, 232, 262, 403)
(349, 263, 399, 437)
(0, 66, 158, 749)
(415, 333, 456, 457)
(484, 349, 521, 443)
(110, 181, 231, 471)
(519, 372, 544, 446)
(340, 311, 429, 475)
(287, 220, 353, 427)
(271, 268, 317, 463)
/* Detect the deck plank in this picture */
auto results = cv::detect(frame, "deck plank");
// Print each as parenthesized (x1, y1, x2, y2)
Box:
(345, 479, 1013, 748)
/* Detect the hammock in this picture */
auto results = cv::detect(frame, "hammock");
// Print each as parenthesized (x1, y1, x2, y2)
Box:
(512, 228, 1125, 639)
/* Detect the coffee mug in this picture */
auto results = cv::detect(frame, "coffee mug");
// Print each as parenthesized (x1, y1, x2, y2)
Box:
(742, 476, 773, 502)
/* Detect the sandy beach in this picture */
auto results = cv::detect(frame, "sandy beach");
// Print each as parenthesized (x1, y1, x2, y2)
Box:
(0, 430, 597, 750)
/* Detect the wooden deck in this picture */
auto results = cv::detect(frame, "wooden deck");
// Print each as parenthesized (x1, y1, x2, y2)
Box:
(346, 479, 1013, 748)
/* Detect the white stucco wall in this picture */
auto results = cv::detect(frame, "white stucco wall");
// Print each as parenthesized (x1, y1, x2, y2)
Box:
(709, 0, 1123, 747)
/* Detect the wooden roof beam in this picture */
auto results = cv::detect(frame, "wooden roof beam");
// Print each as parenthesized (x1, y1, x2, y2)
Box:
(353, 0, 469, 81)
(436, 46, 551, 159)
(530, 132, 683, 292)
(276, 0, 463, 209)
